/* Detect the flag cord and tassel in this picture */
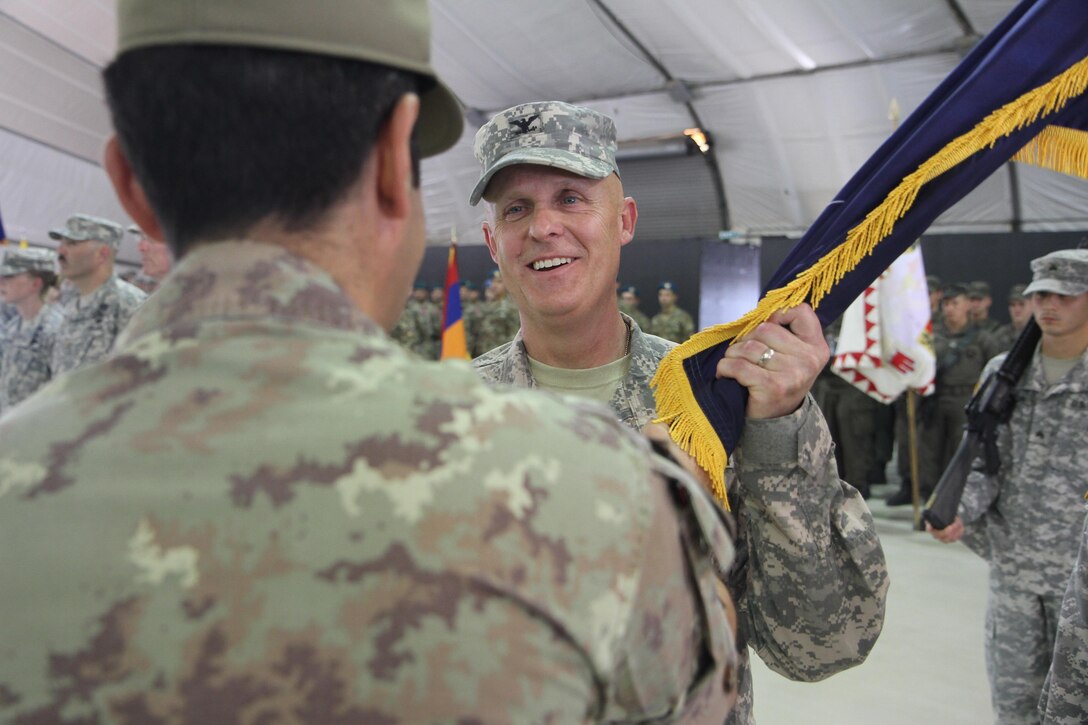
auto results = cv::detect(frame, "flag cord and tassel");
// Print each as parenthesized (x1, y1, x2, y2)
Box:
(653, 53, 1088, 507)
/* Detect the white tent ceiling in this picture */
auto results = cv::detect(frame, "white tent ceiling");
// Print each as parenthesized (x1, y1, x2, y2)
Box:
(1, 0, 1084, 265)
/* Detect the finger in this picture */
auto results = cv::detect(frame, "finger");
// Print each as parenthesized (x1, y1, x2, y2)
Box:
(740, 322, 810, 360)
(767, 304, 825, 347)
(723, 338, 779, 368)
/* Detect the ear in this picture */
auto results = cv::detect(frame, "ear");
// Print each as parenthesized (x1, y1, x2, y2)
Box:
(482, 219, 501, 264)
(373, 93, 421, 221)
(618, 196, 638, 247)
(104, 136, 166, 242)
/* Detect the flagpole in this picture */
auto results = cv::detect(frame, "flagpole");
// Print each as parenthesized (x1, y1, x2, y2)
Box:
(907, 390, 923, 529)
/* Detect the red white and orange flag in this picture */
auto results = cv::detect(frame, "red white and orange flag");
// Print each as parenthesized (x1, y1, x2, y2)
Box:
(831, 245, 935, 402)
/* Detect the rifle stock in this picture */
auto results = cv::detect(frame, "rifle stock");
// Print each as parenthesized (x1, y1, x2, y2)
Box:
(922, 434, 981, 529)
(921, 318, 1041, 531)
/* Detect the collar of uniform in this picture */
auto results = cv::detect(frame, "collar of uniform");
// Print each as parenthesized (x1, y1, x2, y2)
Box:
(1023, 342, 1088, 394)
(71, 275, 122, 313)
(115, 240, 380, 348)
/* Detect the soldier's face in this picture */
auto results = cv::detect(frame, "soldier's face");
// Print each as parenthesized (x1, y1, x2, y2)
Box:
(0, 273, 40, 305)
(620, 291, 638, 306)
(1031, 291, 1088, 338)
(1008, 298, 1031, 327)
(483, 166, 636, 325)
(659, 289, 677, 309)
(56, 238, 105, 281)
(941, 295, 969, 328)
(137, 236, 173, 280)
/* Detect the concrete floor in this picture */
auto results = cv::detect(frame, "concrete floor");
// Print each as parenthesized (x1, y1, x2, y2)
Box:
(749, 483, 994, 724)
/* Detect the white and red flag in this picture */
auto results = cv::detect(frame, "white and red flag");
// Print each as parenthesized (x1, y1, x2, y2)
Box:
(831, 245, 935, 402)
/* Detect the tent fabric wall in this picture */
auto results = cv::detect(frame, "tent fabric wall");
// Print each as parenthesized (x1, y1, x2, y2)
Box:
(0, 0, 1084, 255)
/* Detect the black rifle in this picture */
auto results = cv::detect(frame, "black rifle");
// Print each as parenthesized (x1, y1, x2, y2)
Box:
(922, 318, 1041, 530)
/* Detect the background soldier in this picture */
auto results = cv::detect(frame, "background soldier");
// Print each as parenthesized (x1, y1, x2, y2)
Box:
(890, 282, 997, 505)
(617, 284, 651, 331)
(0, 248, 62, 412)
(130, 223, 174, 293)
(403, 282, 438, 358)
(650, 280, 695, 343)
(460, 280, 485, 356)
(475, 269, 519, 354)
(50, 214, 147, 374)
(986, 283, 1031, 354)
(927, 274, 944, 328)
(930, 250, 1088, 722)
(968, 279, 1000, 334)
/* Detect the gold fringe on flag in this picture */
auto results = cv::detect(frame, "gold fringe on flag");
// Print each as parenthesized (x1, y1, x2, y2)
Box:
(1012, 125, 1088, 179)
(653, 54, 1088, 508)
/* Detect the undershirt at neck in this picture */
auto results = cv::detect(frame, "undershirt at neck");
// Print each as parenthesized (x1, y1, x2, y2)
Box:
(1040, 353, 1078, 387)
(528, 353, 632, 404)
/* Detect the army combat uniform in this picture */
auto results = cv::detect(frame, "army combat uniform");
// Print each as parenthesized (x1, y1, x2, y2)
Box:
(0, 303, 63, 413)
(0, 243, 741, 722)
(1039, 505, 1088, 724)
(651, 306, 695, 343)
(475, 313, 890, 724)
(475, 294, 520, 355)
(618, 301, 651, 334)
(958, 347, 1088, 724)
(50, 275, 147, 375)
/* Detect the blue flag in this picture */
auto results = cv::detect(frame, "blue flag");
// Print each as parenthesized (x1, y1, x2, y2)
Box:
(653, 0, 1088, 506)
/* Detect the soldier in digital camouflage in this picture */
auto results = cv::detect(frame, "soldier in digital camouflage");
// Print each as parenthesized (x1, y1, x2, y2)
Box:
(0, 0, 743, 722)
(618, 284, 652, 333)
(930, 249, 1088, 724)
(469, 100, 889, 724)
(475, 268, 520, 355)
(0, 247, 63, 413)
(1039, 504, 1088, 724)
(651, 280, 696, 343)
(460, 279, 485, 356)
(49, 213, 147, 374)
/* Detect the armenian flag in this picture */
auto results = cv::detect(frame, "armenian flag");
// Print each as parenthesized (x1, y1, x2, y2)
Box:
(440, 237, 470, 360)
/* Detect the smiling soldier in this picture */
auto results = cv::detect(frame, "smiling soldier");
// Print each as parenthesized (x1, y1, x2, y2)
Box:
(469, 100, 888, 724)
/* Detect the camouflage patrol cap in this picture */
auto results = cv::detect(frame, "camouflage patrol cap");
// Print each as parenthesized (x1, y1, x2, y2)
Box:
(470, 101, 618, 206)
(0, 247, 57, 277)
(926, 274, 942, 292)
(115, 0, 463, 157)
(48, 214, 125, 251)
(967, 280, 991, 299)
(942, 282, 969, 299)
(1008, 283, 1028, 301)
(1024, 249, 1088, 296)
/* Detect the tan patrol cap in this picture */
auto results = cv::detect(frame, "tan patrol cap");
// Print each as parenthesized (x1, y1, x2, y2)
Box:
(115, 0, 463, 157)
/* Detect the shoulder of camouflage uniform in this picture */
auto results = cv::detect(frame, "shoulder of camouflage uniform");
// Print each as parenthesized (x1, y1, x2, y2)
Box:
(0, 328, 738, 721)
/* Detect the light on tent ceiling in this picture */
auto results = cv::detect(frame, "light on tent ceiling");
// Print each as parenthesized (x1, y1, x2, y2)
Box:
(684, 128, 711, 154)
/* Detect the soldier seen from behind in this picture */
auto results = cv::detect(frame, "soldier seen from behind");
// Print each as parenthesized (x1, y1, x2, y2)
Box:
(0, 1, 742, 721)
(929, 250, 1088, 723)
